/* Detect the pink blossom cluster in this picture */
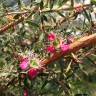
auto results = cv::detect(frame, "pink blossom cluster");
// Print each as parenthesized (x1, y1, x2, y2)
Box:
(46, 32, 56, 53)
(46, 32, 70, 54)
(19, 57, 40, 80)
(19, 33, 70, 82)
(19, 33, 71, 96)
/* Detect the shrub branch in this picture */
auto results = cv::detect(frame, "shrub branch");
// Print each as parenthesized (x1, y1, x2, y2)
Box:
(40, 33, 96, 66)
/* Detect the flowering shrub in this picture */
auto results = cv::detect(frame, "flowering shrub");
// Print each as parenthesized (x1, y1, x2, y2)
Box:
(0, 0, 96, 96)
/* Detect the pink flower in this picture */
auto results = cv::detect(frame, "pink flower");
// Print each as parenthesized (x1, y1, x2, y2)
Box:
(28, 68, 38, 80)
(46, 45, 56, 53)
(60, 44, 70, 52)
(75, 5, 84, 13)
(24, 88, 28, 96)
(48, 32, 56, 41)
(19, 58, 29, 70)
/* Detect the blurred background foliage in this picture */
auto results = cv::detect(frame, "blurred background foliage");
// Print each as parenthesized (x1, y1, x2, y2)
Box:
(0, 0, 96, 96)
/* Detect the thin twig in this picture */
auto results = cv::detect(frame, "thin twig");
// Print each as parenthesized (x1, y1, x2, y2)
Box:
(0, 4, 91, 17)
(0, 17, 24, 33)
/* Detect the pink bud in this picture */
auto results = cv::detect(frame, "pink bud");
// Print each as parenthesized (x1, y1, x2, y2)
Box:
(75, 5, 84, 13)
(48, 32, 56, 41)
(46, 45, 56, 53)
(24, 89, 28, 96)
(19, 58, 29, 70)
(60, 44, 70, 53)
(28, 68, 38, 80)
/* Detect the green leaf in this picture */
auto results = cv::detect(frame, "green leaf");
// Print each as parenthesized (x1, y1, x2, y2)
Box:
(24, 78, 29, 87)
(14, 14, 21, 19)
(30, 60, 39, 68)
(49, 0, 55, 9)
(39, 33, 44, 41)
(41, 80, 49, 90)
(17, 0, 21, 9)
(40, 0, 44, 10)
(91, 0, 96, 5)
(35, 0, 42, 3)
(26, 21, 39, 27)
(58, 0, 68, 7)
(41, 15, 48, 22)
(49, 14, 56, 23)
(83, 10, 91, 23)
(0, 73, 9, 77)
(0, 58, 5, 67)
(57, 11, 65, 17)
(53, 39, 60, 47)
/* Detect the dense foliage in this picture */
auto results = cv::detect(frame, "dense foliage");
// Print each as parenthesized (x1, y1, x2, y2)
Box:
(0, 0, 96, 96)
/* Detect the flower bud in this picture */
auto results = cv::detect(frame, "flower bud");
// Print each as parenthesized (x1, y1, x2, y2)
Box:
(46, 45, 56, 53)
(24, 88, 28, 96)
(48, 32, 56, 41)
(28, 68, 38, 80)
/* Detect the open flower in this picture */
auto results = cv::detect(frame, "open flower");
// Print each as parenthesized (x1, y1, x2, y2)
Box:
(48, 32, 56, 41)
(19, 58, 29, 70)
(46, 45, 56, 53)
(28, 68, 38, 80)
(60, 44, 70, 53)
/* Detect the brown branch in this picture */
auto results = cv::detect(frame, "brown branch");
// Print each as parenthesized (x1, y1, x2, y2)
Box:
(40, 33, 96, 66)
(0, 17, 24, 33)
(41, 4, 91, 13)
(0, 6, 39, 34)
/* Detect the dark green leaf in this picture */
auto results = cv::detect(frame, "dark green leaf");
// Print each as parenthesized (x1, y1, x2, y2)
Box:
(57, 12, 65, 17)
(83, 10, 91, 23)
(49, 0, 55, 9)
(41, 80, 49, 90)
(91, 0, 96, 5)
(41, 15, 48, 22)
(40, 0, 44, 10)
(58, 0, 68, 7)
(26, 21, 39, 27)
(17, 0, 21, 9)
